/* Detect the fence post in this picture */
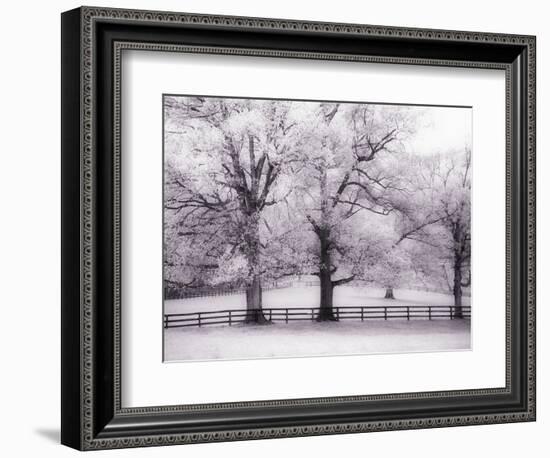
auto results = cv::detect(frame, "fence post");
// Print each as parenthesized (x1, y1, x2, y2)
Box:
(361, 307, 364, 321)
(269, 309, 272, 322)
(450, 306, 453, 320)
(407, 306, 410, 321)
(229, 310, 232, 326)
(384, 307, 387, 320)
(429, 307, 432, 320)
(336, 308, 340, 320)
(198, 313, 202, 327)
(311, 308, 314, 321)
(286, 308, 289, 324)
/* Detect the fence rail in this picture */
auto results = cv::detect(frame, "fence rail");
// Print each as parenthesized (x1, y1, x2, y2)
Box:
(164, 305, 471, 328)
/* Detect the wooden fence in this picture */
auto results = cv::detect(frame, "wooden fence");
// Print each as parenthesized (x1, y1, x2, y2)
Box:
(166, 281, 293, 300)
(166, 283, 470, 300)
(164, 305, 471, 328)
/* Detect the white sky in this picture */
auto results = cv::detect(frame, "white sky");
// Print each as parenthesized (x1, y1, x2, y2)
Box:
(404, 105, 472, 156)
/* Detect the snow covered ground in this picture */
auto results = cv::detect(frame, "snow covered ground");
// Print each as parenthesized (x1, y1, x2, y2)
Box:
(164, 286, 471, 314)
(164, 319, 471, 362)
(163, 286, 471, 362)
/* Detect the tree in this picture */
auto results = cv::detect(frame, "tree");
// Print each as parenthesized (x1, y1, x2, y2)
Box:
(294, 103, 413, 320)
(398, 150, 471, 316)
(437, 150, 471, 317)
(164, 96, 301, 323)
(373, 242, 414, 300)
(373, 154, 450, 299)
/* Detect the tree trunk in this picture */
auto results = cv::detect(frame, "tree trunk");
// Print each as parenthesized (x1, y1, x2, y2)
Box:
(453, 271, 463, 318)
(245, 274, 268, 323)
(317, 229, 338, 321)
(243, 212, 268, 324)
(452, 252, 464, 319)
(384, 287, 395, 299)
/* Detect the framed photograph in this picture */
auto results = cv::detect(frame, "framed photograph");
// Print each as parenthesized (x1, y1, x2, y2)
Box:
(61, 6, 536, 450)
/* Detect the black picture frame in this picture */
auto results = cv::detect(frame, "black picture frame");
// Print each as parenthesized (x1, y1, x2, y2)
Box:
(61, 6, 536, 450)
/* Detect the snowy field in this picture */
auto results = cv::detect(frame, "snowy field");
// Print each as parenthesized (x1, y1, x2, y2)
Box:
(163, 286, 471, 362)
(164, 286, 471, 314)
(164, 320, 471, 362)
